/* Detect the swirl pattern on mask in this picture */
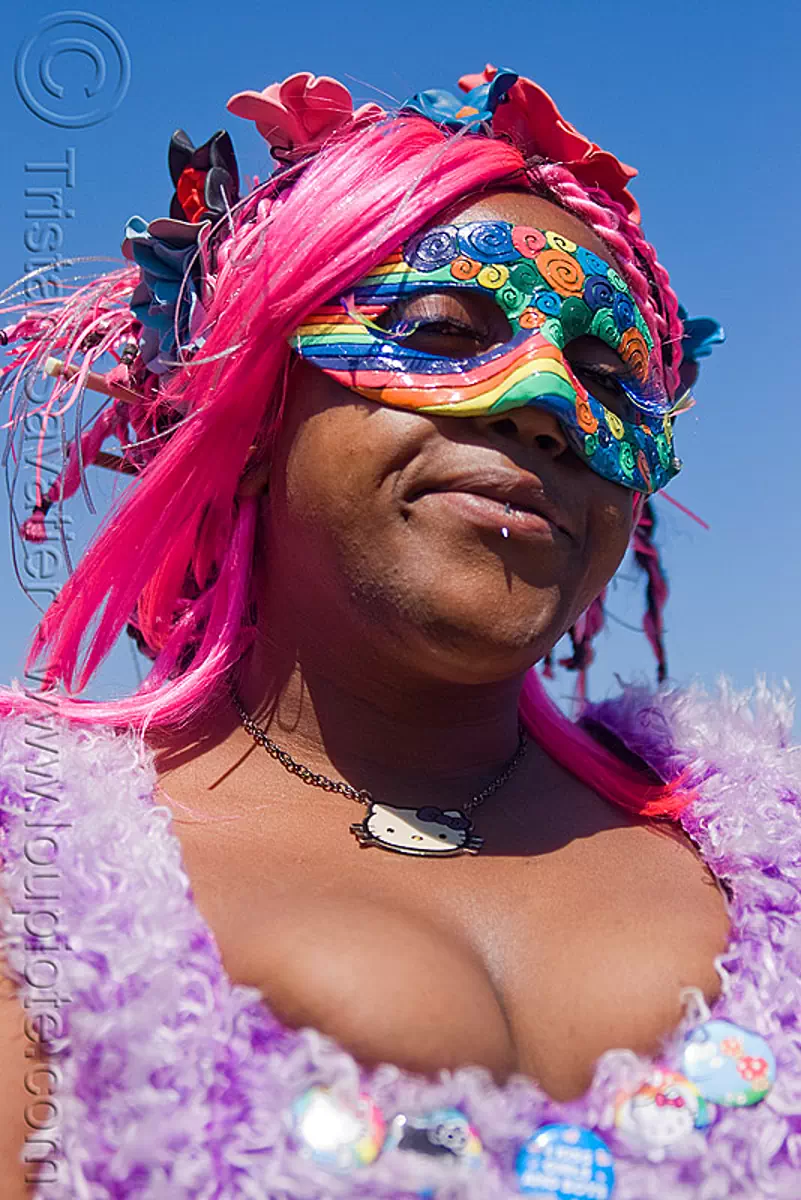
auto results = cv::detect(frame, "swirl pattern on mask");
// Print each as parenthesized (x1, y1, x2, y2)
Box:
(618, 327, 650, 382)
(509, 261, 541, 295)
(497, 282, 528, 318)
(404, 224, 460, 271)
(511, 226, 546, 258)
(546, 231, 578, 253)
(614, 292, 636, 332)
(606, 410, 625, 439)
(560, 296, 592, 341)
(535, 248, 585, 296)
(607, 267, 628, 293)
(541, 317, 565, 347)
(656, 431, 672, 469)
(584, 274, 616, 311)
(450, 256, 481, 281)
(457, 221, 517, 263)
(519, 308, 545, 329)
(477, 263, 510, 291)
(576, 395, 599, 433)
(590, 308, 622, 347)
(635, 309, 655, 350)
(575, 246, 610, 276)
(292, 220, 677, 495)
(533, 289, 561, 316)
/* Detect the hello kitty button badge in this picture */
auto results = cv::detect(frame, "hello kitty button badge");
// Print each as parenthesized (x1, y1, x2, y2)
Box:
(614, 1069, 714, 1162)
(351, 802, 484, 856)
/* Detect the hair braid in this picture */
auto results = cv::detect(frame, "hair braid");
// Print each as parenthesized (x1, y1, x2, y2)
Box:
(528, 162, 682, 397)
(523, 160, 682, 688)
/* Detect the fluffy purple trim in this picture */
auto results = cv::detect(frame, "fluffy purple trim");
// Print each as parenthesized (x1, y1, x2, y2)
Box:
(1, 679, 800, 1198)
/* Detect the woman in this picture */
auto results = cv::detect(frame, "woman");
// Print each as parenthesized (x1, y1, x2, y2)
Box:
(0, 66, 794, 1199)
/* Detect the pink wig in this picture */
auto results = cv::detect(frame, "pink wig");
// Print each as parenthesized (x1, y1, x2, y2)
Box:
(0, 101, 691, 820)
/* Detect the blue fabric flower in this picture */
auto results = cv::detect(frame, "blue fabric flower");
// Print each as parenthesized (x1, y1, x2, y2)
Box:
(123, 216, 204, 376)
(400, 68, 518, 132)
(678, 304, 725, 363)
(674, 303, 725, 403)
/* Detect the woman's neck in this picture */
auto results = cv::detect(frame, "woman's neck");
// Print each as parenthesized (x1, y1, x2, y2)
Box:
(233, 635, 530, 799)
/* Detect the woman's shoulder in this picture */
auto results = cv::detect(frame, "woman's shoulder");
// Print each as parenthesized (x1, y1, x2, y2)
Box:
(0, 687, 151, 780)
(583, 675, 799, 788)
(0, 688, 159, 865)
(585, 677, 801, 895)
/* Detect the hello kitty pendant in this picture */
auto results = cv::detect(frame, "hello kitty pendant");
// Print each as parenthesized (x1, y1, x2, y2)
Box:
(350, 801, 483, 857)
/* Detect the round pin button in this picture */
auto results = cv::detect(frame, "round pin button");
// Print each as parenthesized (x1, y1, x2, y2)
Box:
(614, 1068, 713, 1160)
(385, 1106, 482, 1163)
(515, 1123, 615, 1197)
(291, 1085, 385, 1170)
(385, 1107, 482, 1197)
(681, 1019, 776, 1106)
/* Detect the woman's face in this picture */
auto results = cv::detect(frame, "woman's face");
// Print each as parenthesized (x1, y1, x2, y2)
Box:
(256, 191, 635, 687)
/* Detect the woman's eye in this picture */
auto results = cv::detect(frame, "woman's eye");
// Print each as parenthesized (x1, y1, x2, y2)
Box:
(564, 335, 638, 418)
(570, 364, 632, 416)
(374, 290, 509, 359)
(388, 316, 489, 357)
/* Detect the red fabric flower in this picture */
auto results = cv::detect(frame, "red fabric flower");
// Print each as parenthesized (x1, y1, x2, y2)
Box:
(458, 64, 641, 224)
(227, 73, 385, 165)
(175, 168, 207, 225)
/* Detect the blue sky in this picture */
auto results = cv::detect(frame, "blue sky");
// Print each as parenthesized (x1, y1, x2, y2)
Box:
(1, 0, 798, 716)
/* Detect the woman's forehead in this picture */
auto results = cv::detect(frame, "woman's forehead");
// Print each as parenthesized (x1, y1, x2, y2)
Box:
(428, 190, 623, 275)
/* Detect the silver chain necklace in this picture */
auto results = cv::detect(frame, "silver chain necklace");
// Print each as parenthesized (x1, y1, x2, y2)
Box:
(230, 687, 528, 858)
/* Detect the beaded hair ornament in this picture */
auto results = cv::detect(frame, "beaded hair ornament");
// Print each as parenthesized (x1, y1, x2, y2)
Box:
(0, 65, 723, 690)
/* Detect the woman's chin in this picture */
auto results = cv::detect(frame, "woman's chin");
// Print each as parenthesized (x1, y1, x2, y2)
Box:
(387, 607, 560, 685)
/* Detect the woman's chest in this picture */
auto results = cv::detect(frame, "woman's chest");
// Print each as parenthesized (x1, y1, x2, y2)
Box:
(174, 811, 730, 1102)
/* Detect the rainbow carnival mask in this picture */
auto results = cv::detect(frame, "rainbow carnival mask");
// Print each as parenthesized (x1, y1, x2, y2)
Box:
(292, 220, 682, 494)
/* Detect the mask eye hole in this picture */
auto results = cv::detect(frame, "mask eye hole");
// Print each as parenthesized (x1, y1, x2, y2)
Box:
(375, 288, 512, 359)
(564, 334, 638, 419)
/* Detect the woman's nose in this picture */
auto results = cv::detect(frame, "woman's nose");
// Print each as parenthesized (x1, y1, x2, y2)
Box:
(472, 405, 569, 458)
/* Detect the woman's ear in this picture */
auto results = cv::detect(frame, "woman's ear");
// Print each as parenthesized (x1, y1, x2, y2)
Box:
(236, 445, 271, 498)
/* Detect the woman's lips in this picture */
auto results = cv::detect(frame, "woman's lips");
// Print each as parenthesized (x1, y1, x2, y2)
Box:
(407, 469, 575, 542)
(413, 489, 570, 543)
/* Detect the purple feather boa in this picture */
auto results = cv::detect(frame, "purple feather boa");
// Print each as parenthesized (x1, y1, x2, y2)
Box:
(1, 678, 801, 1198)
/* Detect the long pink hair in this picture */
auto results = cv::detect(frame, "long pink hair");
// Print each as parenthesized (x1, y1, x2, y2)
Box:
(0, 114, 690, 820)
